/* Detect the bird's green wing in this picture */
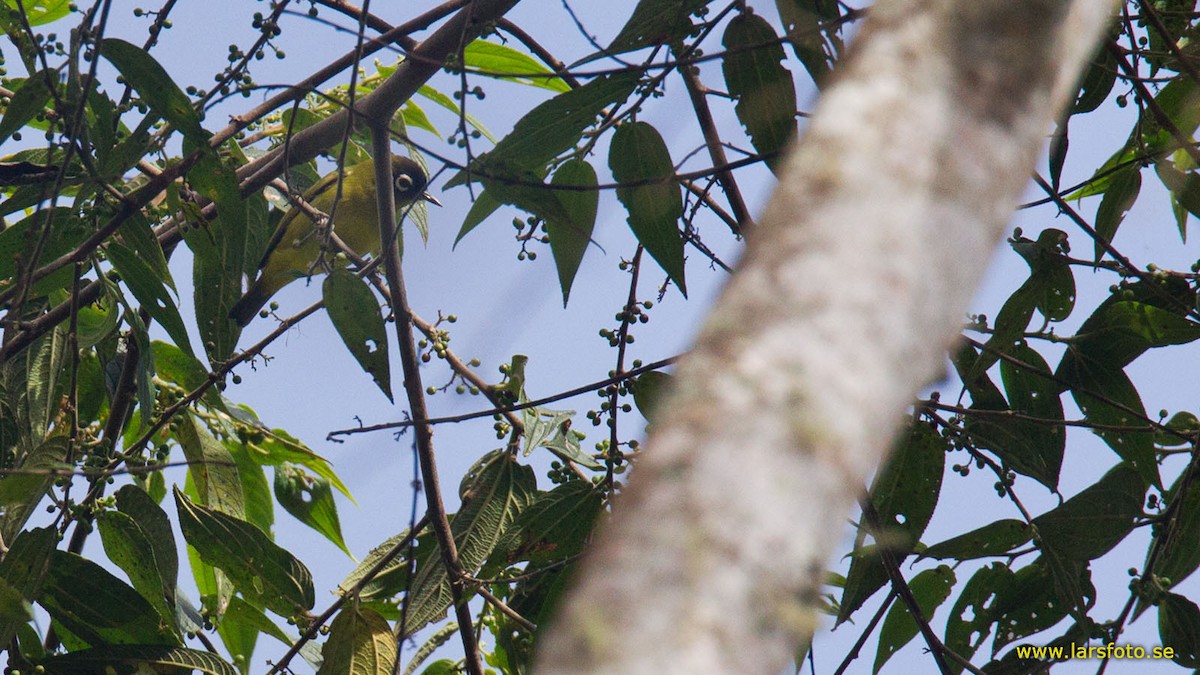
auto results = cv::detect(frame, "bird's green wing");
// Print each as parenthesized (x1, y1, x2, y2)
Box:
(255, 164, 349, 271)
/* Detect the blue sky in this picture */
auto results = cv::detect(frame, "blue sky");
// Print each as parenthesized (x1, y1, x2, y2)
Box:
(10, 0, 1199, 672)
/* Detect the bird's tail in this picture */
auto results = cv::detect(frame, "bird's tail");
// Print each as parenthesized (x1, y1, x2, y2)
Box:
(230, 281, 273, 327)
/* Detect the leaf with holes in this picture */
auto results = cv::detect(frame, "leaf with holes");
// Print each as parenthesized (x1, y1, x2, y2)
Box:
(323, 269, 392, 402)
(723, 13, 797, 171)
(275, 464, 350, 556)
(839, 422, 944, 624)
(775, 0, 843, 87)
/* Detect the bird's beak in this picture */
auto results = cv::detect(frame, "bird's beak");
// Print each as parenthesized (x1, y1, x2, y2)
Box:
(422, 191, 442, 207)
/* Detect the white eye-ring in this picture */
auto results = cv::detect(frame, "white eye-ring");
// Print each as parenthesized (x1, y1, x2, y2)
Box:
(395, 174, 414, 191)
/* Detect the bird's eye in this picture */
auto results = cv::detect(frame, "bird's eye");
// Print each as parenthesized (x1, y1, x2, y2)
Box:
(395, 174, 414, 191)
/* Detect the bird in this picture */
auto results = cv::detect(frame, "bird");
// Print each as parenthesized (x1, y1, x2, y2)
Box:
(230, 155, 439, 327)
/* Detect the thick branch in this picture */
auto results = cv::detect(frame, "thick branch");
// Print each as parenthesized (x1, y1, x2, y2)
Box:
(368, 130, 482, 675)
(237, 0, 519, 194)
(534, 0, 1119, 672)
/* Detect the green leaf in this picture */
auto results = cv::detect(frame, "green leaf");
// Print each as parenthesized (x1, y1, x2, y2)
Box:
(318, 606, 396, 675)
(220, 595, 296, 670)
(1052, 288, 1195, 487)
(96, 510, 178, 630)
(463, 39, 570, 93)
(1033, 463, 1145, 561)
(99, 38, 207, 141)
(403, 452, 536, 635)
(1145, 0, 1195, 75)
(0, 72, 52, 143)
(454, 72, 638, 188)
(125, 313, 158, 435)
(0, 527, 54, 648)
(1056, 354, 1159, 487)
(505, 481, 604, 566)
(85, 86, 122, 172)
(921, 519, 1031, 561)
(275, 464, 350, 556)
(521, 404, 599, 469)
(418, 658, 461, 675)
(75, 284, 121, 351)
(114, 485, 179, 611)
(509, 566, 577, 630)
(23, 324, 70, 439)
(519, 406, 569, 459)
(1161, 592, 1200, 668)
(1010, 228, 1075, 322)
(1071, 300, 1200, 372)
(107, 241, 196, 358)
(630, 370, 674, 424)
(0, 207, 92, 297)
(185, 145, 245, 366)
(722, 12, 797, 172)
(174, 487, 315, 617)
(0, 437, 68, 542)
(454, 190, 502, 245)
(117, 212, 175, 291)
(839, 422, 944, 624)
(1071, 39, 1118, 114)
(834, 543, 888, 628)
(944, 563, 1012, 669)
(151, 340, 223, 411)
(417, 84, 496, 143)
(6, 0, 70, 25)
(547, 159, 598, 305)
(873, 566, 955, 673)
(39, 550, 180, 647)
(998, 342, 1065, 479)
(989, 557, 1083, 654)
(241, 191, 275, 284)
(74, 350, 107, 426)
(449, 72, 635, 245)
(963, 279, 1037, 383)
(1070, 78, 1200, 200)
(0, 579, 32, 641)
(38, 645, 238, 675)
(1151, 470, 1200, 590)
(174, 414, 246, 518)
(322, 269, 392, 402)
(603, 0, 709, 57)
(610, 121, 687, 295)
(398, 99, 438, 136)
(340, 528, 433, 601)
(866, 421, 944, 552)
(1048, 121, 1069, 190)
(242, 427, 352, 500)
(775, 0, 843, 87)
(183, 479, 233, 625)
(1154, 159, 1200, 242)
(1093, 164, 1141, 262)
(228, 441, 274, 538)
(500, 564, 576, 670)
(1158, 411, 1200, 447)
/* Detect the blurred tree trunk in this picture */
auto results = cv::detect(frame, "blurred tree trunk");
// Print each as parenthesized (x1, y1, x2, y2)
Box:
(536, 0, 1120, 672)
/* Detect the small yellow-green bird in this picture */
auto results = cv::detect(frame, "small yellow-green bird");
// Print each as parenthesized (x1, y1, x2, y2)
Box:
(230, 155, 439, 327)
